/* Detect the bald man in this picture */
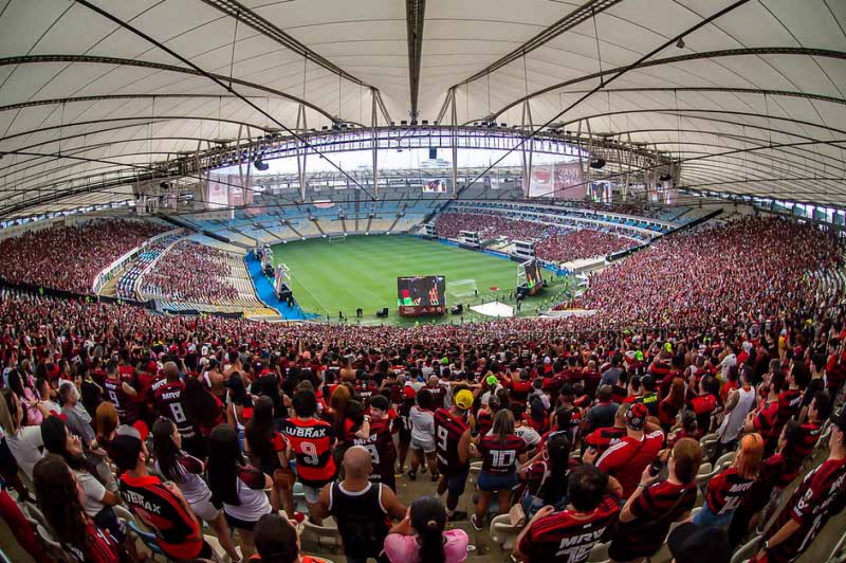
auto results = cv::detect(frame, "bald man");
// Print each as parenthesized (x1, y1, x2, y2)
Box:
(312, 446, 405, 563)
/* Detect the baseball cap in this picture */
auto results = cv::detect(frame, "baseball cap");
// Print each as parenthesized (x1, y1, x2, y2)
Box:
(624, 402, 648, 431)
(403, 386, 417, 399)
(454, 389, 474, 410)
(668, 523, 730, 563)
(634, 351, 644, 362)
(486, 375, 499, 387)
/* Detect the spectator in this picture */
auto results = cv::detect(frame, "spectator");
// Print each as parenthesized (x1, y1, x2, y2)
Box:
(252, 512, 331, 563)
(409, 388, 438, 481)
(312, 446, 406, 563)
(0, 388, 46, 481)
(151, 417, 240, 561)
(207, 424, 273, 559)
(609, 437, 702, 562)
(33, 455, 121, 563)
(694, 433, 764, 528)
(518, 432, 574, 518)
(514, 465, 623, 563)
(112, 425, 211, 561)
(668, 523, 731, 563)
(385, 496, 469, 563)
(472, 409, 526, 530)
(586, 402, 664, 499)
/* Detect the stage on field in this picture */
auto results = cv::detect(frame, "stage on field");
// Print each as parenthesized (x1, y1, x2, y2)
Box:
(470, 301, 514, 318)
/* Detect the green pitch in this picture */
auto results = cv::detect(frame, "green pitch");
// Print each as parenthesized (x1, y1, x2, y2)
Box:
(270, 235, 566, 325)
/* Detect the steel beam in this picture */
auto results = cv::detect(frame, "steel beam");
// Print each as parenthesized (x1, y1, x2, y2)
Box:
(405, 0, 426, 121)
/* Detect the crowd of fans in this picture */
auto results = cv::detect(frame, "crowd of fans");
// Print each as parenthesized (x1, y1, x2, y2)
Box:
(140, 240, 241, 304)
(577, 217, 846, 329)
(0, 220, 167, 295)
(535, 229, 634, 264)
(434, 212, 549, 241)
(0, 214, 844, 563)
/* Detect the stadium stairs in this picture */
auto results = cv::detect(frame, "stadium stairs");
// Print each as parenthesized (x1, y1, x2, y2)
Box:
(243, 251, 314, 320)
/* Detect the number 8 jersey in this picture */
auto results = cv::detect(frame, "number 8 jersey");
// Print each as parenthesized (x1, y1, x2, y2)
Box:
(153, 380, 195, 439)
(283, 417, 337, 488)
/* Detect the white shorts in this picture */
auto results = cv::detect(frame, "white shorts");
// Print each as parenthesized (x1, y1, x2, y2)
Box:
(411, 436, 436, 454)
(191, 496, 221, 522)
(302, 484, 321, 504)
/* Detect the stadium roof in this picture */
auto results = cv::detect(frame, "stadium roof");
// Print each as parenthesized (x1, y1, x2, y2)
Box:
(1, 0, 845, 217)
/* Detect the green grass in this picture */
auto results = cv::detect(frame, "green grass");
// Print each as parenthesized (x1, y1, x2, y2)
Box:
(271, 235, 569, 325)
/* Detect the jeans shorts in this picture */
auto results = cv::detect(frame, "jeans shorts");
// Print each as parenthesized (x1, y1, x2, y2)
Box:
(692, 502, 733, 528)
(477, 470, 518, 492)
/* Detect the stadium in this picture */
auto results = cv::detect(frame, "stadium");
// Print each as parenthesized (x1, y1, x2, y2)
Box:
(0, 1, 845, 563)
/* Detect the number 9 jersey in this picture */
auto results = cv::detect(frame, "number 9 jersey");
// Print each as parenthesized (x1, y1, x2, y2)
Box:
(283, 417, 337, 488)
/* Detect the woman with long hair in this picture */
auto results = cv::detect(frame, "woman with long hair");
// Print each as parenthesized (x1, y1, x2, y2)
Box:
(41, 417, 122, 540)
(33, 454, 120, 563)
(658, 377, 686, 432)
(472, 409, 527, 530)
(693, 432, 764, 528)
(325, 384, 352, 439)
(151, 417, 240, 561)
(206, 424, 272, 559)
(183, 376, 225, 440)
(0, 388, 45, 481)
(518, 432, 573, 518)
(244, 396, 296, 518)
(7, 369, 43, 426)
(385, 496, 469, 563)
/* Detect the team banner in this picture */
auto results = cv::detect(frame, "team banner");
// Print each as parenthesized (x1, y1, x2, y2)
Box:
(205, 173, 256, 211)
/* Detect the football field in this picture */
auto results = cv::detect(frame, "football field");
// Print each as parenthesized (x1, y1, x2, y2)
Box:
(270, 235, 565, 325)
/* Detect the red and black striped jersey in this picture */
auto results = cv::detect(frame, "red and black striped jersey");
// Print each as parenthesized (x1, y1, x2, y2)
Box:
(66, 520, 120, 563)
(104, 375, 140, 424)
(794, 421, 822, 463)
(742, 453, 786, 513)
(518, 492, 621, 563)
(433, 408, 469, 475)
(477, 434, 526, 475)
(282, 417, 337, 487)
(350, 418, 396, 483)
(753, 399, 779, 440)
(476, 410, 494, 439)
(770, 389, 803, 448)
(119, 474, 203, 561)
(615, 480, 697, 557)
(705, 467, 754, 515)
(426, 384, 448, 410)
(153, 381, 196, 438)
(752, 457, 846, 563)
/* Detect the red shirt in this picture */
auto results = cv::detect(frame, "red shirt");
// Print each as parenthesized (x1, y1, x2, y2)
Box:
(753, 399, 779, 440)
(584, 426, 626, 455)
(282, 417, 337, 488)
(477, 434, 526, 475)
(614, 480, 697, 557)
(596, 430, 664, 499)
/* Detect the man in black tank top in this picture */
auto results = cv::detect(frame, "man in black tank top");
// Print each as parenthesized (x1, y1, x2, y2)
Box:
(312, 446, 406, 563)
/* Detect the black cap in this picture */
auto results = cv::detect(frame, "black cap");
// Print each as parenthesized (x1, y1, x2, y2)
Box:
(668, 523, 730, 563)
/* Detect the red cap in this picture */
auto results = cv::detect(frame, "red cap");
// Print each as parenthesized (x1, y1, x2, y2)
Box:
(403, 386, 416, 399)
(146, 361, 158, 373)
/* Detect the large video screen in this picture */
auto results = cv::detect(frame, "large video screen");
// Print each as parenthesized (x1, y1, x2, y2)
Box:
(524, 260, 544, 295)
(397, 276, 446, 307)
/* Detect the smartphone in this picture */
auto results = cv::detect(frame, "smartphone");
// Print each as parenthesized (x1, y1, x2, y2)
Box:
(648, 459, 663, 477)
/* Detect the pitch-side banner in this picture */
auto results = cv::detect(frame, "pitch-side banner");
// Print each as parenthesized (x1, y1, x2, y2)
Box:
(527, 162, 585, 199)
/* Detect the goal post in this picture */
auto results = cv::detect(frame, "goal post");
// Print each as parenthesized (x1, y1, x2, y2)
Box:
(328, 235, 347, 244)
(447, 278, 477, 299)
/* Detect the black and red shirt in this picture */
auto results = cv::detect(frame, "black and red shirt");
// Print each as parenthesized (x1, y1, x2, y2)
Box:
(477, 434, 526, 475)
(433, 408, 469, 475)
(282, 417, 336, 488)
(613, 480, 697, 558)
(154, 380, 196, 439)
(705, 467, 754, 515)
(742, 453, 786, 514)
(753, 399, 779, 441)
(104, 374, 140, 424)
(751, 457, 846, 563)
(119, 473, 203, 560)
(518, 491, 621, 563)
(351, 418, 397, 484)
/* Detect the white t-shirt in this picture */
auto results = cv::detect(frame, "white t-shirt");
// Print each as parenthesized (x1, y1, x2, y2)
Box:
(6, 426, 43, 480)
(223, 469, 272, 523)
(75, 470, 107, 517)
(719, 386, 756, 443)
(410, 406, 435, 442)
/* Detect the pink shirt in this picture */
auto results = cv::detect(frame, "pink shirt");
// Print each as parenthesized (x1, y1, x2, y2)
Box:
(383, 529, 469, 563)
